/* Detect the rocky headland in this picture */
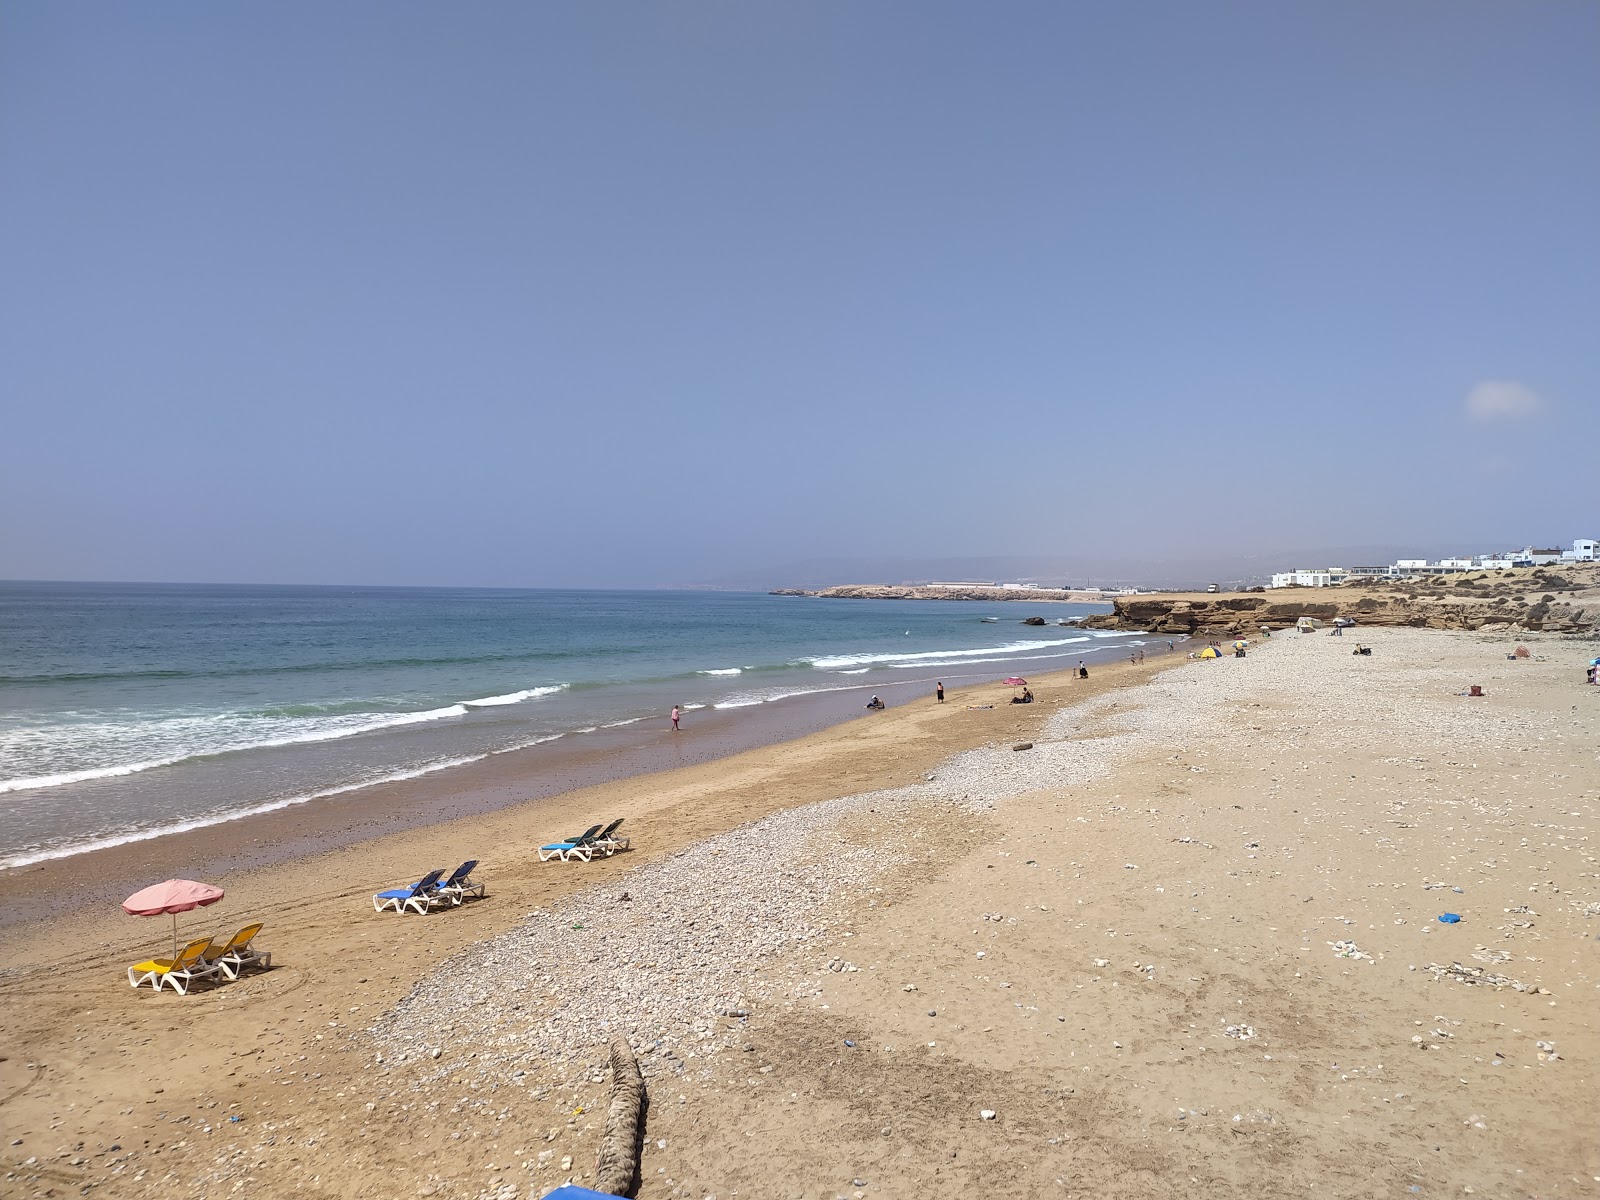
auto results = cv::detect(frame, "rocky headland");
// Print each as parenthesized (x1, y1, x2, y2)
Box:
(1083, 562, 1600, 636)
(770, 584, 1109, 603)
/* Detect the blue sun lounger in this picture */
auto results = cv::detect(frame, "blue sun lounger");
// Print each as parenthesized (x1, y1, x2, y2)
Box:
(539, 824, 603, 863)
(437, 859, 486, 905)
(592, 818, 629, 853)
(372, 867, 447, 914)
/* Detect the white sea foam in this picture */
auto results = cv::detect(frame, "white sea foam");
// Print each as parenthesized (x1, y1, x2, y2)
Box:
(0, 703, 473, 795)
(887, 647, 1112, 671)
(696, 668, 743, 677)
(804, 636, 1093, 671)
(489, 733, 566, 754)
(463, 685, 566, 707)
(714, 682, 868, 710)
(0, 756, 193, 796)
(0, 754, 485, 871)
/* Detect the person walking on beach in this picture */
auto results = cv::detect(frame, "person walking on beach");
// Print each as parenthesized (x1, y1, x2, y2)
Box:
(936, 681, 945, 703)
(1078, 660, 1088, 680)
(670, 705, 681, 731)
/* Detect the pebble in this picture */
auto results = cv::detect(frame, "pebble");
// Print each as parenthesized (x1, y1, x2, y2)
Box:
(350, 625, 1586, 1200)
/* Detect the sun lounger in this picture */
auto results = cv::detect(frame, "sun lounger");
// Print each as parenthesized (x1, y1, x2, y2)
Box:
(372, 867, 448, 914)
(593, 818, 630, 853)
(437, 860, 486, 905)
(128, 937, 221, 994)
(539, 824, 603, 863)
(548, 820, 629, 862)
(557, 819, 629, 862)
(554, 839, 609, 863)
(202, 922, 271, 979)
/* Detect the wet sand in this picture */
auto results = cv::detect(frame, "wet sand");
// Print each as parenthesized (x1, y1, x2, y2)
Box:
(0, 667, 985, 927)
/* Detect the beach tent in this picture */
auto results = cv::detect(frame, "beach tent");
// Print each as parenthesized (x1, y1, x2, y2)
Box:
(1513, 645, 1531, 658)
(1197, 646, 1223, 659)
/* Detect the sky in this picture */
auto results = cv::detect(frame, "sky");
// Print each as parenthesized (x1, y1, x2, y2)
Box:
(2, 2, 1596, 588)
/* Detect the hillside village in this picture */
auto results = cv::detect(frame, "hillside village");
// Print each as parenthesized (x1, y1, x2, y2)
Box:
(1268, 538, 1597, 588)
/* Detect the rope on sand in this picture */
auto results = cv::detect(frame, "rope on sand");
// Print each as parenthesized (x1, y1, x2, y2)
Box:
(593, 1039, 647, 1196)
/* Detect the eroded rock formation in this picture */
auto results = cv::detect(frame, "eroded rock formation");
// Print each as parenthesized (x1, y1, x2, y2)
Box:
(1084, 565, 1600, 636)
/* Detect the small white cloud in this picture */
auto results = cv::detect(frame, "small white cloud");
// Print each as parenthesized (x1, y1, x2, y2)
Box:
(1464, 380, 1543, 422)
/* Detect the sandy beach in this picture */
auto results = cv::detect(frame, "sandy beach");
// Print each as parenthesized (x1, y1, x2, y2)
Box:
(2, 630, 1596, 1199)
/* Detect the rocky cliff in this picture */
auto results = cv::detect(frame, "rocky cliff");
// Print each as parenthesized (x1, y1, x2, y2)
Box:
(1084, 564, 1600, 636)
(771, 585, 1110, 603)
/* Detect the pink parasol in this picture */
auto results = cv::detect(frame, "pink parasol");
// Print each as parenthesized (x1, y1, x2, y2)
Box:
(123, 879, 224, 958)
(1003, 676, 1028, 687)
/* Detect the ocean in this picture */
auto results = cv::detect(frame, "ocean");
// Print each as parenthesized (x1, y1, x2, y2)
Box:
(0, 581, 1141, 868)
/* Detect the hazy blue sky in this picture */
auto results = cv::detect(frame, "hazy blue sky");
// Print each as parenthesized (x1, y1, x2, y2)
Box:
(2, 2, 1595, 588)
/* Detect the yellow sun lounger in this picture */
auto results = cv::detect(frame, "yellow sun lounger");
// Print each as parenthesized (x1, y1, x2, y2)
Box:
(202, 922, 271, 980)
(128, 937, 220, 994)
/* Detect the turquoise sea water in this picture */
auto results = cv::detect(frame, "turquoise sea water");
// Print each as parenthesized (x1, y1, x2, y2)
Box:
(0, 582, 1135, 867)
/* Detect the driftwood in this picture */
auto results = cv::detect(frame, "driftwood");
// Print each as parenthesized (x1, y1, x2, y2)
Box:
(593, 1039, 647, 1196)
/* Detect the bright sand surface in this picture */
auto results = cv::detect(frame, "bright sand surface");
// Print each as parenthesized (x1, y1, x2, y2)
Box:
(2, 630, 1597, 1199)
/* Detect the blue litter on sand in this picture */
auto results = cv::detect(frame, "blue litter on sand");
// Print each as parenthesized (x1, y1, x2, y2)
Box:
(844, 1039, 857, 1048)
(1438, 913, 1462, 924)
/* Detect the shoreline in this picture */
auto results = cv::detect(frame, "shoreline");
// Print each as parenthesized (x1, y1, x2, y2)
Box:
(3, 628, 1596, 1198)
(0, 647, 1158, 932)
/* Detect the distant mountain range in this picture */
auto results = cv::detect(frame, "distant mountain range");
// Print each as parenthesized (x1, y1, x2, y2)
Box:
(680, 546, 1485, 593)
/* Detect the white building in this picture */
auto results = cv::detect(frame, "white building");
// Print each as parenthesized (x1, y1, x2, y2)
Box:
(1267, 538, 1594, 588)
(1269, 567, 1349, 588)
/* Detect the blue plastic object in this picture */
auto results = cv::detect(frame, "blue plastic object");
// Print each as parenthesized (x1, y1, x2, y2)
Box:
(540, 1188, 615, 1200)
(1438, 913, 1462, 924)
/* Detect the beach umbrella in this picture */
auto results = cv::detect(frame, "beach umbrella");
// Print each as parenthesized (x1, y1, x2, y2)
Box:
(123, 879, 224, 959)
(1003, 676, 1028, 687)
(1233, 639, 1249, 650)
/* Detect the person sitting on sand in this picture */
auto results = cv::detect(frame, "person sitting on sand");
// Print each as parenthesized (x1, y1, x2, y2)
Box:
(866, 695, 885, 710)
